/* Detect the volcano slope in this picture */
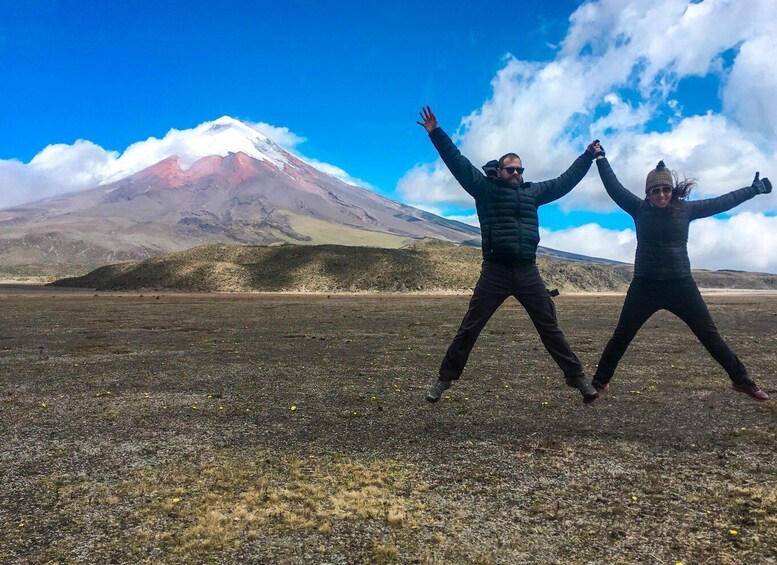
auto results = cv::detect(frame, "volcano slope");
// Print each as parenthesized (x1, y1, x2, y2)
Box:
(1, 287, 775, 563)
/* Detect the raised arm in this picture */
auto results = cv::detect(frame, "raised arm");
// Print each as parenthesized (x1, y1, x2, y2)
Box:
(688, 172, 771, 219)
(418, 106, 484, 199)
(595, 152, 642, 217)
(534, 141, 598, 205)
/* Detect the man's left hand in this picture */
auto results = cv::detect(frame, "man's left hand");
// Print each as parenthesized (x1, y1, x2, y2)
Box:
(417, 106, 438, 133)
(586, 139, 605, 159)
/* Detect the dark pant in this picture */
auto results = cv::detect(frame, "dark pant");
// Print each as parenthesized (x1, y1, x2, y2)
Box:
(439, 260, 584, 381)
(593, 276, 747, 384)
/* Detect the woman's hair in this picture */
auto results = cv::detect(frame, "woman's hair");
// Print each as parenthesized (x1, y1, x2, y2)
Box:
(671, 170, 697, 202)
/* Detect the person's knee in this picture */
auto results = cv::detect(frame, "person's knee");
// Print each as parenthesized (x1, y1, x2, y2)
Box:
(533, 320, 562, 336)
(610, 329, 635, 346)
(696, 329, 722, 344)
(528, 308, 558, 329)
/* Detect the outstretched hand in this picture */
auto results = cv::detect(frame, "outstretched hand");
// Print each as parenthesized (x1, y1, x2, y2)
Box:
(586, 139, 606, 159)
(417, 106, 438, 133)
(752, 172, 772, 194)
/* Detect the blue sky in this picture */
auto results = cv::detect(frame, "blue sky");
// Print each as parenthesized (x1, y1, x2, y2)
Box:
(1, 0, 578, 188)
(2, 0, 777, 272)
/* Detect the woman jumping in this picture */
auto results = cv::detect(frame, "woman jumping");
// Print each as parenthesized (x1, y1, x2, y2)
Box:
(591, 143, 770, 401)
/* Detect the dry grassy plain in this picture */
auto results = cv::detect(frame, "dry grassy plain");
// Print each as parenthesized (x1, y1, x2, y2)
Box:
(1, 286, 775, 564)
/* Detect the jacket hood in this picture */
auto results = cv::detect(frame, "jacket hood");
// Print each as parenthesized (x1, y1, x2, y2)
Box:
(482, 160, 499, 178)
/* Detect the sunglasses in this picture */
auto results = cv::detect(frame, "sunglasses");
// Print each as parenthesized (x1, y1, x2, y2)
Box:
(501, 166, 524, 175)
(648, 185, 673, 196)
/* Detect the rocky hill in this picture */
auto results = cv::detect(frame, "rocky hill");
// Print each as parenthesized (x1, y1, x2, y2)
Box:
(51, 240, 777, 293)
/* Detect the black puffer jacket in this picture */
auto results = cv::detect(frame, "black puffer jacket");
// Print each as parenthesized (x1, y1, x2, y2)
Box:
(597, 158, 759, 279)
(429, 128, 594, 263)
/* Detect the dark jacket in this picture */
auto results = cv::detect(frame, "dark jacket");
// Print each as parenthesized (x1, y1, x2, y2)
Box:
(597, 157, 759, 279)
(429, 127, 594, 263)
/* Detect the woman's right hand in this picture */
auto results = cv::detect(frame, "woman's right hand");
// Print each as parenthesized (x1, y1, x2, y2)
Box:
(587, 140, 605, 159)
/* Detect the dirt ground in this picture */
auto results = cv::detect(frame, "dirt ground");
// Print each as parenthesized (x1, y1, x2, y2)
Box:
(1, 286, 775, 564)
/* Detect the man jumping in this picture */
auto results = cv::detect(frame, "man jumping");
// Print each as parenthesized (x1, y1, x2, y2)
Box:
(417, 106, 601, 405)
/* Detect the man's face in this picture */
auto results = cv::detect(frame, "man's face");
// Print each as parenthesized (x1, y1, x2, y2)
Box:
(498, 156, 524, 187)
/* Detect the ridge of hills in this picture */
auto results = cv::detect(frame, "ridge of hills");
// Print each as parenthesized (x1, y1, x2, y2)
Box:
(51, 239, 777, 293)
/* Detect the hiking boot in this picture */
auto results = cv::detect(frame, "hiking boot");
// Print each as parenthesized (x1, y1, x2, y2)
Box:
(592, 379, 609, 394)
(732, 380, 769, 401)
(425, 379, 452, 403)
(566, 375, 599, 404)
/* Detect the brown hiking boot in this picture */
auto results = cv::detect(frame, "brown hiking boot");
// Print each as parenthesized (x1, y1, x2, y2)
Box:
(732, 381, 769, 401)
(592, 379, 609, 394)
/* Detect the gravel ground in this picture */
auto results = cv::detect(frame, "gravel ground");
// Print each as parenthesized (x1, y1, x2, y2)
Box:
(1, 286, 775, 564)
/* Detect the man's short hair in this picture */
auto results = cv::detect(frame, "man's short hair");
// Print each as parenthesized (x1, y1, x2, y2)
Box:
(498, 153, 521, 168)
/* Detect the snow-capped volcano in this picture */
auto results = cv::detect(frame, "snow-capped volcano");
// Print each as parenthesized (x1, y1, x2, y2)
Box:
(99, 116, 295, 184)
(0, 116, 481, 276)
(3, 116, 367, 211)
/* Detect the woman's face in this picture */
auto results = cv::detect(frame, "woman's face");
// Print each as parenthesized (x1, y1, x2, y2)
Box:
(647, 185, 673, 208)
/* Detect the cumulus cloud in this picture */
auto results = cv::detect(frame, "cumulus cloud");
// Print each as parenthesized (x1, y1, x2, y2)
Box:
(0, 140, 118, 208)
(541, 212, 777, 273)
(230, 120, 372, 186)
(248, 121, 306, 148)
(723, 34, 777, 142)
(539, 224, 637, 263)
(688, 213, 777, 272)
(444, 213, 479, 227)
(398, 163, 477, 208)
(399, 0, 777, 271)
(299, 158, 375, 189)
(403, 202, 480, 227)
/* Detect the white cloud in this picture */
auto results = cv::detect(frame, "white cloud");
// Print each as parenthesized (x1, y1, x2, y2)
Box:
(401, 0, 777, 272)
(444, 213, 479, 227)
(397, 163, 477, 208)
(571, 113, 776, 213)
(299, 158, 375, 189)
(405, 203, 479, 227)
(221, 119, 371, 186)
(723, 34, 777, 142)
(101, 116, 293, 182)
(539, 224, 637, 263)
(248, 121, 306, 148)
(541, 213, 777, 273)
(688, 213, 777, 272)
(0, 140, 118, 208)
(590, 94, 651, 135)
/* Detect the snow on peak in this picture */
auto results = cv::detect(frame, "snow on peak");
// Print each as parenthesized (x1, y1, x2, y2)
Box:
(211, 115, 248, 128)
(99, 116, 294, 185)
(194, 116, 291, 167)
